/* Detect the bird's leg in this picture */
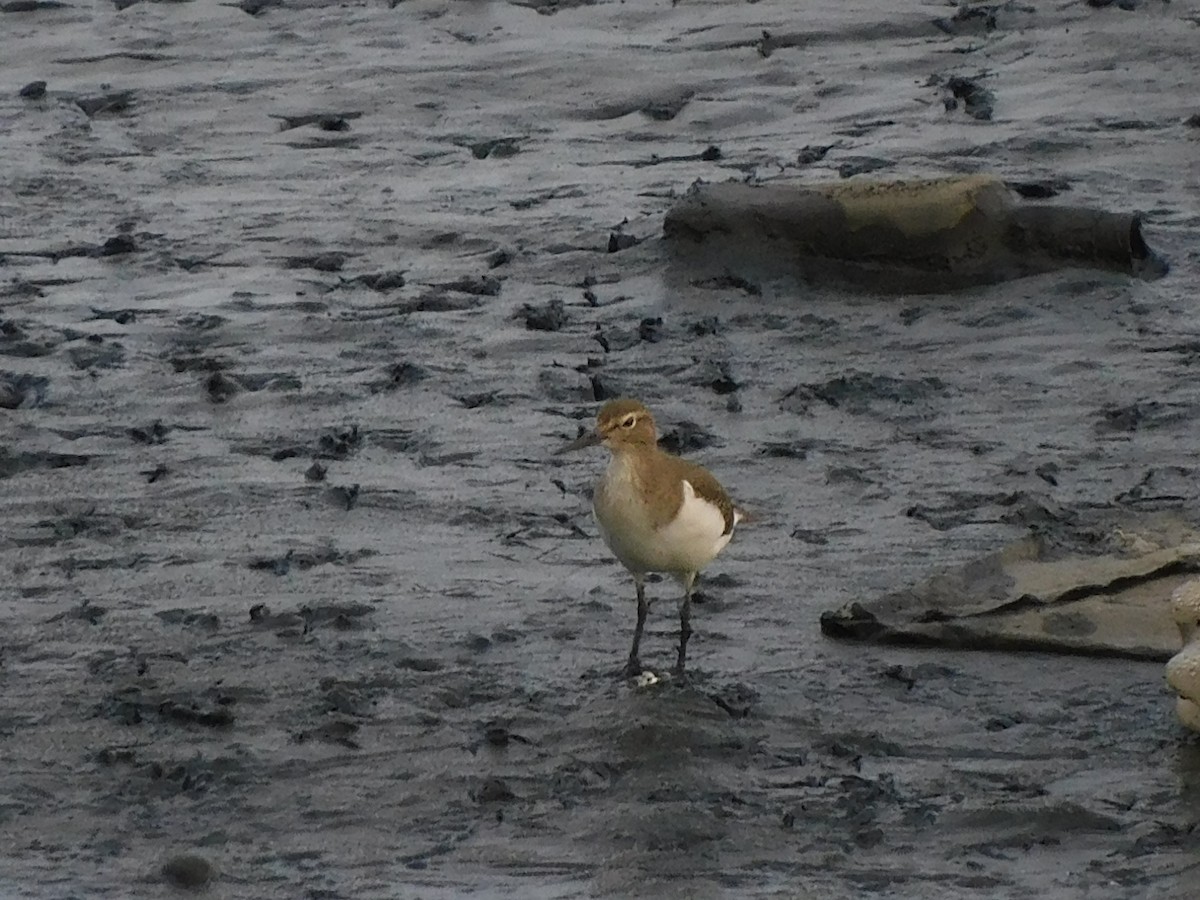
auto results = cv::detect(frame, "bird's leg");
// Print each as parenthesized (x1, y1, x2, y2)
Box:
(675, 573, 694, 675)
(625, 576, 648, 677)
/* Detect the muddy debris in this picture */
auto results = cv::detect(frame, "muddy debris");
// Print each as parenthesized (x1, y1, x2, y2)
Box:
(248, 603, 306, 631)
(1007, 177, 1072, 199)
(399, 289, 484, 313)
(693, 359, 740, 395)
(270, 109, 361, 130)
(18, 79, 46, 99)
(67, 337, 125, 370)
(159, 699, 236, 729)
(469, 137, 522, 159)
(248, 551, 295, 577)
(45, 599, 107, 624)
(75, 91, 133, 117)
(836, 155, 894, 178)
(755, 29, 805, 59)
(160, 854, 215, 890)
(350, 269, 407, 291)
(155, 608, 220, 631)
(783, 371, 948, 414)
(931, 2, 1022, 34)
(168, 353, 230, 373)
(294, 719, 362, 749)
(329, 483, 361, 511)
(308, 600, 374, 630)
(373, 361, 426, 391)
(456, 390, 500, 409)
(593, 323, 640, 352)
(100, 686, 236, 729)
(796, 143, 835, 165)
(607, 231, 640, 253)
(1095, 399, 1188, 433)
(89, 306, 138, 324)
(687, 316, 722, 336)
(659, 420, 721, 455)
(486, 248, 513, 268)
(101, 234, 136, 256)
(905, 488, 1067, 533)
(623, 144, 722, 168)
(693, 272, 762, 296)
(129, 419, 169, 444)
(317, 423, 363, 459)
(1, 235, 134, 263)
(3, 1, 67, 12)
(1114, 467, 1195, 508)
(791, 526, 828, 544)
(482, 722, 534, 748)
(0, 447, 90, 479)
(514, 297, 567, 331)
(0, 371, 48, 408)
(204, 371, 241, 403)
(474, 777, 518, 804)
(284, 251, 348, 273)
(759, 439, 816, 460)
(637, 316, 663, 343)
(943, 73, 996, 120)
(436, 274, 502, 296)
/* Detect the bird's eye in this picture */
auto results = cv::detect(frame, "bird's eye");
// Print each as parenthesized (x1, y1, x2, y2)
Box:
(621, 416, 636, 429)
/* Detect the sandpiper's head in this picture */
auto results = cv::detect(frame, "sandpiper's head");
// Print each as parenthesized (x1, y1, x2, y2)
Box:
(556, 397, 658, 454)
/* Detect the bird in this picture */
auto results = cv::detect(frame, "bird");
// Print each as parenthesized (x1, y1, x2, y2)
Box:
(557, 397, 742, 676)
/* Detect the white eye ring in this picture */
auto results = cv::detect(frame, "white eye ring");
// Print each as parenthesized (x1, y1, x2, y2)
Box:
(621, 416, 636, 428)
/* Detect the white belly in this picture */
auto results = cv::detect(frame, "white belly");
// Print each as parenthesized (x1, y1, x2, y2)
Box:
(593, 459, 734, 577)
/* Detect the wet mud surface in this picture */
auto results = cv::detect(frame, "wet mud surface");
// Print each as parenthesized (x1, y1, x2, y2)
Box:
(2, 1, 1200, 897)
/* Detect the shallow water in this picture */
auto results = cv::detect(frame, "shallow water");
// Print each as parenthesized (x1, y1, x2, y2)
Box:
(2, 1, 1199, 897)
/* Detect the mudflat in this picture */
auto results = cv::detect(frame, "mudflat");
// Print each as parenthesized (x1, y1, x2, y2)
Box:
(2, 1, 1198, 898)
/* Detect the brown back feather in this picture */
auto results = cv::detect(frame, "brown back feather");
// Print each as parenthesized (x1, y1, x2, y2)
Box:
(634, 448, 737, 535)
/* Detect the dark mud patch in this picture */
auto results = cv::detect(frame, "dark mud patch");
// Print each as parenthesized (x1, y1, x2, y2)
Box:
(0, 447, 90, 479)
(783, 371, 949, 415)
(247, 546, 378, 576)
(0, 371, 49, 408)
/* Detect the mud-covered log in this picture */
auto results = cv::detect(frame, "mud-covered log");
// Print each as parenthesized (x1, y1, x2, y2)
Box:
(664, 176, 1168, 291)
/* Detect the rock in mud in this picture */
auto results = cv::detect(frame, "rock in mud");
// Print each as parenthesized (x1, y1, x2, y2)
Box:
(437, 275, 501, 296)
(160, 854, 215, 890)
(514, 298, 567, 331)
(607, 231, 640, 253)
(944, 74, 996, 120)
(352, 270, 406, 291)
(75, 91, 133, 117)
(0, 372, 49, 408)
(204, 371, 241, 403)
(284, 251, 347, 273)
(470, 137, 522, 159)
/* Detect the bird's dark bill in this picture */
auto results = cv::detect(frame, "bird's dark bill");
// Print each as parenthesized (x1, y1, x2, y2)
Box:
(555, 431, 602, 454)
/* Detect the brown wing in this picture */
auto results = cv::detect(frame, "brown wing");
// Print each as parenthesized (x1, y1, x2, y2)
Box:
(639, 451, 737, 535)
(679, 460, 738, 535)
